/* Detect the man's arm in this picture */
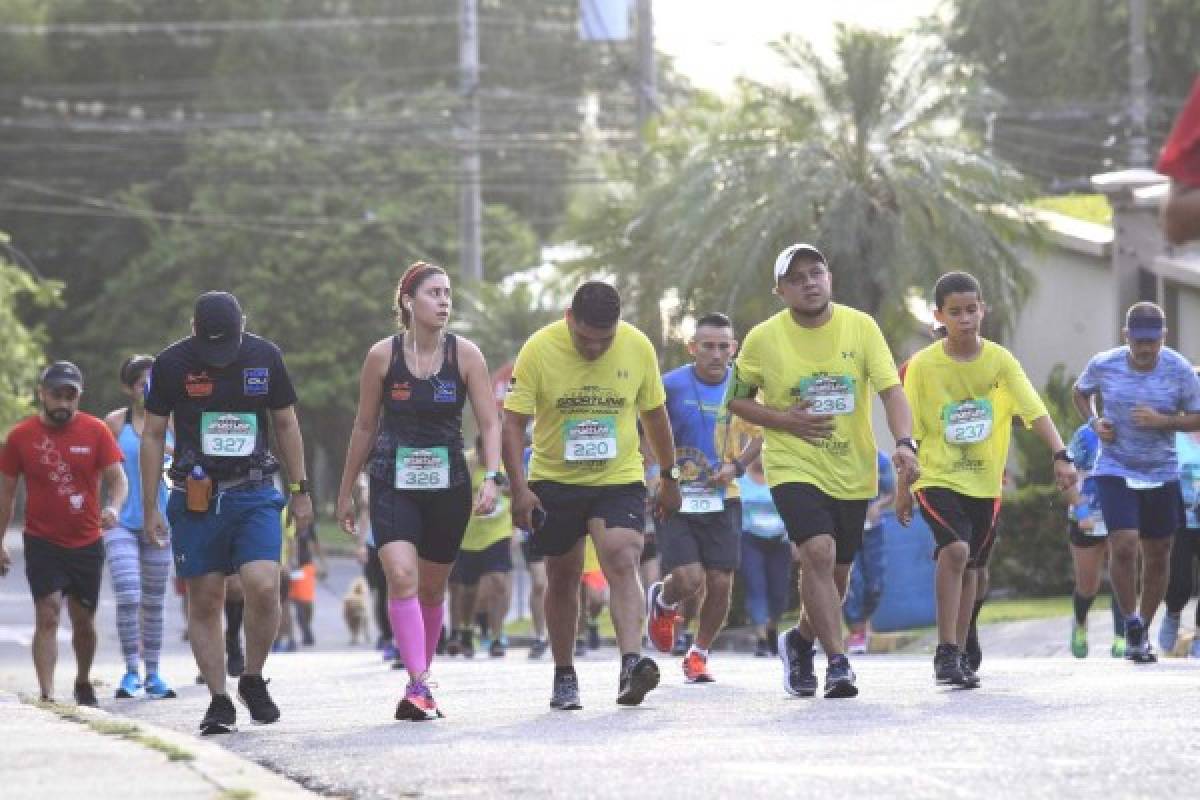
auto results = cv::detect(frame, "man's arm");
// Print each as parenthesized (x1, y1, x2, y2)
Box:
(640, 403, 681, 517)
(140, 412, 169, 517)
(1071, 386, 1097, 422)
(878, 384, 919, 485)
(502, 410, 541, 533)
(0, 473, 18, 576)
(1030, 415, 1078, 492)
(100, 462, 128, 529)
(270, 405, 313, 529)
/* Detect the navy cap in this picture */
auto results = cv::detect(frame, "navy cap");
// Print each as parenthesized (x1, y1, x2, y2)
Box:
(1127, 315, 1165, 341)
(40, 360, 84, 392)
(193, 291, 244, 367)
(773, 243, 827, 283)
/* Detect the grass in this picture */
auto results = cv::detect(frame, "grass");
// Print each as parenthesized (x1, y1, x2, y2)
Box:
(978, 594, 1110, 626)
(29, 697, 196, 762)
(217, 791, 257, 800)
(1033, 194, 1113, 226)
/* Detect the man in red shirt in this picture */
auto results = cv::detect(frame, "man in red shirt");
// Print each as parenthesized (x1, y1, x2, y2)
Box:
(0, 361, 127, 705)
(1160, 76, 1200, 245)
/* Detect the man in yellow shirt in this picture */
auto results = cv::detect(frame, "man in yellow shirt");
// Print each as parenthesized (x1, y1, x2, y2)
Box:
(502, 281, 682, 710)
(727, 243, 919, 699)
(896, 271, 1076, 688)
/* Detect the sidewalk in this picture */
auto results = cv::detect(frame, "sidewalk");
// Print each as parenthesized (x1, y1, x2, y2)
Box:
(0, 690, 318, 800)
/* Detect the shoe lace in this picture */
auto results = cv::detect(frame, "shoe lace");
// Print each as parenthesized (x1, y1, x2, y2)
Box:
(555, 672, 579, 695)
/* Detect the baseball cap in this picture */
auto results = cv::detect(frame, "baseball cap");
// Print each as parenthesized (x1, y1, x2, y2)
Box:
(193, 291, 244, 367)
(1126, 312, 1165, 341)
(40, 361, 84, 392)
(773, 243, 827, 283)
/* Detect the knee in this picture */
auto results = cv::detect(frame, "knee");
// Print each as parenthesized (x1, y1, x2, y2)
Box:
(34, 604, 61, 630)
(801, 542, 836, 575)
(938, 542, 970, 571)
(706, 569, 734, 597)
(416, 582, 446, 607)
(673, 564, 705, 597)
(1111, 539, 1138, 565)
(384, 564, 419, 596)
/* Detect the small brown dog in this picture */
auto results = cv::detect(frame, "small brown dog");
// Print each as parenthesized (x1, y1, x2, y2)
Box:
(343, 576, 371, 645)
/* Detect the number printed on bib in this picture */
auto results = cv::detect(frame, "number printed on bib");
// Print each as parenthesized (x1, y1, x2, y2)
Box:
(942, 398, 993, 444)
(200, 412, 258, 457)
(395, 446, 450, 489)
(680, 486, 724, 514)
(798, 375, 856, 415)
(563, 417, 618, 462)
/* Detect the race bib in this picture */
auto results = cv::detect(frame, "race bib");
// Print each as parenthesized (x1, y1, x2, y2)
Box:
(200, 412, 258, 457)
(798, 375, 855, 415)
(943, 399, 993, 444)
(1125, 477, 1164, 490)
(680, 485, 724, 514)
(395, 446, 450, 490)
(563, 417, 618, 462)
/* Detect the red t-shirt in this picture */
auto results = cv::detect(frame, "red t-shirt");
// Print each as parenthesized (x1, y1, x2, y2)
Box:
(0, 414, 123, 548)
(1158, 77, 1200, 186)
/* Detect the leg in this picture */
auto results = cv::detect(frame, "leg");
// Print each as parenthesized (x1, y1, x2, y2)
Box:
(794, 535, 844, 656)
(224, 574, 245, 661)
(416, 559, 452, 673)
(740, 537, 770, 638)
(237, 560, 282, 677)
(379, 540, 425, 681)
(65, 595, 98, 688)
(478, 571, 512, 644)
(139, 539, 173, 675)
(1163, 530, 1196, 616)
(544, 539, 587, 665)
(1108, 529, 1140, 617)
(695, 569, 733, 650)
(32, 592, 63, 700)
(934, 542, 969, 645)
(186, 573, 229, 695)
(1137, 536, 1173, 625)
(661, 562, 705, 610)
(842, 549, 867, 636)
(591, 523, 647, 656)
(103, 529, 142, 673)
(1071, 542, 1107, 622)
(274, 567, 294, 649)
(954, 567, 979, 647)
(528, 561, 547, 640)
(295, 601, 314, 645)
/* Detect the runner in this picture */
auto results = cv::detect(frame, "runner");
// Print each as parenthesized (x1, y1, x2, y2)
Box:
(843, 450, 895, 655)
(1065, 421, 1126, 658)
(896, 272, 1076, 687)
(501, 280, 681, 710)
(727, 244, 918, 699)
(141, 291, 314, 734)
(335, 261, 500, 721)
(0, 361, 126, 705)
(1160, 418, 1200, 657)
(1072, 302, 1200, 663)
(737, 455, 794, 657)
(103, 354, 176, 699)
(647, 313, 761, 683)
(577, 537, 609, 655)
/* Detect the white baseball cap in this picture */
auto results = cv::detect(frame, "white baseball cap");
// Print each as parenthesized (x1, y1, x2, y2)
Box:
(773, 243, 827, 283)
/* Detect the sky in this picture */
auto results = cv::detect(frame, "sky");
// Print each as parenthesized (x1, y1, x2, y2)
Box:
(652, 0, 944, 93)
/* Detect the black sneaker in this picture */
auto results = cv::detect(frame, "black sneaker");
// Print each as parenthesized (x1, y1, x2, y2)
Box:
(965, 623, 982, 672)
(1125, 619, 1157, 663)
(200, 694, 237, 735)
(236, 674, 280, 724)
(528, 639, 548, 659)
(489, 638, 507, 658)
(957, 651, 981, 689)
(754, 637, 770, 658)
(73, 681, 98, 708)
(550, 669, 583, 711)
(226, 643, 245, 678)
(616, 656, 660, 706)
(765, 626, 779, 656)
(460, 629, 476, 659)
(778, 627, 817, 697)
(823, 655, 859, 699)
(934, 643, 966, 685)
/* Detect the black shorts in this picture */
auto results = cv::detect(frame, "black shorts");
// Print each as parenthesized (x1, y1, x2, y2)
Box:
(528, 481, 646, 558)
(450, 538, 514, 585)
(915, 487, 1001, 568)
(770, 483, 867, 565)
(1068, 519, 1109, 549)
(23, 534, 105, 610)
(640, 531, 658, 564)
(658, 500, 741, 572)
(364, 544, 385, 590)
(369, 476, 472, 564)
(1094, 476, 1183, 540)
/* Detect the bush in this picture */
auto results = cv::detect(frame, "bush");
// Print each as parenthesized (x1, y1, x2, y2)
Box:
(989, 484, 1075, 596)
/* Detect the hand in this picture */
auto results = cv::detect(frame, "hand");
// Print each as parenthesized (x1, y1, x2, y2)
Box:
(100, 505, 118, 530)
(289, 491, 315, 531)
(1091, 416, 1116, 443)
(0, 543, 10, 577)
(713, 462, 738, 487)
(336, 494, 357, 536)
(1053, 460, 1079, 493)
(1131, 405, 1168, 430)
(891, 447, 920, 486)
(895, 489, 915, 527)
(1078, 515, 1095, 532)
(355, 544, 369, 566)
(654, 478, 682, 521)
(510, 485, 544, 533)
(780, 401, 835, 443)
(143, 508, 169, 548)
(473, 477, 499, 516)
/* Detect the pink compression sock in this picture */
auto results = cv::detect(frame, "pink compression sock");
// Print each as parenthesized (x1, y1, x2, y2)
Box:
(388, 596, 427, 680)
(420, 601, 445, 672)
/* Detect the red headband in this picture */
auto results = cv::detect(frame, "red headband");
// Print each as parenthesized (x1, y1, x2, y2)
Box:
(400, 264, 437, 297)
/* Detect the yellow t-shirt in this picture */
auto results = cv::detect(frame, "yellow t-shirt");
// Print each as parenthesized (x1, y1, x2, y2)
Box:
(729, 305, 900, 499)
(460, 467, 512, 552)
(709, 414, 761, 501)
(504, 319, 666, 486)
(905, 339, 1047, 498)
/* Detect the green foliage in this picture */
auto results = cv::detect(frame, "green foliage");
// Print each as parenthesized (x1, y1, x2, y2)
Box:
(990, 484, 1074, 596)
(1011, 364, 1078, 486)
(456, 281, 561, 373)
(0, 238, 64, 432)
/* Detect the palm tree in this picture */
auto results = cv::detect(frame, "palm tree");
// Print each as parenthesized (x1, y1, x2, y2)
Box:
(567, 25, 1041, 345)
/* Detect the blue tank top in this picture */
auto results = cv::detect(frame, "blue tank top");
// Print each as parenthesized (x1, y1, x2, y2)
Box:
(737, 474, 787, 540)
(1177, 432, 1200, 529)
(117, 408, 171, 530)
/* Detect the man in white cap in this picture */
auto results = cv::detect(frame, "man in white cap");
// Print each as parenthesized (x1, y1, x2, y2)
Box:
(726, 244, 918, 699)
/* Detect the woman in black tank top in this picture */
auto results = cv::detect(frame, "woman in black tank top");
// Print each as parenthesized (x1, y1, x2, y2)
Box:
(335, 262, 502, 721)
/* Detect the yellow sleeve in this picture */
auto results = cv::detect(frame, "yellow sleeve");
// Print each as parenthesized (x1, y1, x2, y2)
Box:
(905, 356, 929, 443)
(863, 317, 900, 393)
(727, 328, 764, 403)
(503, 337, 540, 415)
(1002, 350, 1048, 428)
(636, 334, 667, 412)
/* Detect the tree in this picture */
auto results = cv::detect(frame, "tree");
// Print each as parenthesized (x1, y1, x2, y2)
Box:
(566, 26, 1039, 349)
(0, 234, 63, 432)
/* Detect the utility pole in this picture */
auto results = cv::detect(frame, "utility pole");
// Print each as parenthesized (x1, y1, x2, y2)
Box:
(459, 0, 483, 283)
(1127, 0, 1150, 167)
(635, 0, 656, 152)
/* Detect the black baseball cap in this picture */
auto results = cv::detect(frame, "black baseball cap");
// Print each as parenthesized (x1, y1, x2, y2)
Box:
(193, 291, 244, 367)
(40, 361, 84, 392)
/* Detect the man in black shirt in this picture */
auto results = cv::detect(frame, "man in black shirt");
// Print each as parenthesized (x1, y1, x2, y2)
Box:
(141, 291, 313, 734)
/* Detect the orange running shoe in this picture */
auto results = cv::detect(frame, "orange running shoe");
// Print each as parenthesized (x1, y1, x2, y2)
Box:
(395, 675, 439, 721)
(645, 581, 679, 653)
(682, 650, 715, 683)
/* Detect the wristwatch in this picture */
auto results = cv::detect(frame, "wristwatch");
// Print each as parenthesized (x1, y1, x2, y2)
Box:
(483, 470, 503, 483)
(1053, 449, 1075, 465)
(662, 465, 682, 482)
(287, 479, 311, 496)
(896, 437, 919, 455)
(731, 459, 746, 478)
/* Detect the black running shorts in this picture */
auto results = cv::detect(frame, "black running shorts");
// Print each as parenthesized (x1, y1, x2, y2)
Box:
(23, 534, 105, 610)
(527, 481, 646, 558)
(915, 487, 1001, 568)
(369, 476, 472, 564)
(769, 482, 867, 565)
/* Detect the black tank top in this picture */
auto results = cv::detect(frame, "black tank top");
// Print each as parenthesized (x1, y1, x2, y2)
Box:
(368, 332, 469, 488)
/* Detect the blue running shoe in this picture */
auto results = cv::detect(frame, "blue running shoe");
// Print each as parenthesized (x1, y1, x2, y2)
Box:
(115, 670, 141, 699)
(144, 673, 177, 699)
(1158, 612, 1181, 654)
(1191, 637, 1200, 658)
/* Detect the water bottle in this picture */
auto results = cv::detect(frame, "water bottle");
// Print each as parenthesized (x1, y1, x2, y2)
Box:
(186, 464, 212, 513)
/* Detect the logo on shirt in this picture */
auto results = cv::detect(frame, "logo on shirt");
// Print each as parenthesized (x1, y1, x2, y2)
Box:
(185, 371, 214, 398)
(69, 446, 91, 455)
(33, 435, 83, 511)
(243, 368, 269, 396)
(617, 369, 629, 380)
(391, 382, 412, 401)
(841, 351, 856, 360)
(556, 385, 627, 413)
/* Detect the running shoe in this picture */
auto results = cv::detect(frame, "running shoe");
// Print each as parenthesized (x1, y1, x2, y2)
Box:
(754, 637, 770, 658)
(1070, 623, 1088, 658)
(395, 676, 439, 721)
(846, 631, 868, 655)
(957, 651, 981, 689)
(1191, 636, 1200, 658)
(823, 655, 859, 698)
(1111, 635, 1127, 659)
(778, 627, 817, 698)
(382, 640, 400, 662)
(1158, 612, 1181, 654)
(460, 629, 476, 659)
(199, 694, 237, 735)
(73, 681, 99, 708)
(765, 626, 779, 656)
(617, 655, 660, 706)
(528, 639, 548, 659)
(226, 643, 245, 678)
(934, 643, 965, 686)
(445, 633, 462, 657)
(645, 582, 679, 653)
(550, 669, 582, 711)
(964, 623, 982, 672)
(489, 637, 507, 658)
(143, 673, 177, 699)
(1125, 618, 1157, 664)
(115, 670, 142, 699)
(237, 674, 281, 724)
(682, 650, 715, 683)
